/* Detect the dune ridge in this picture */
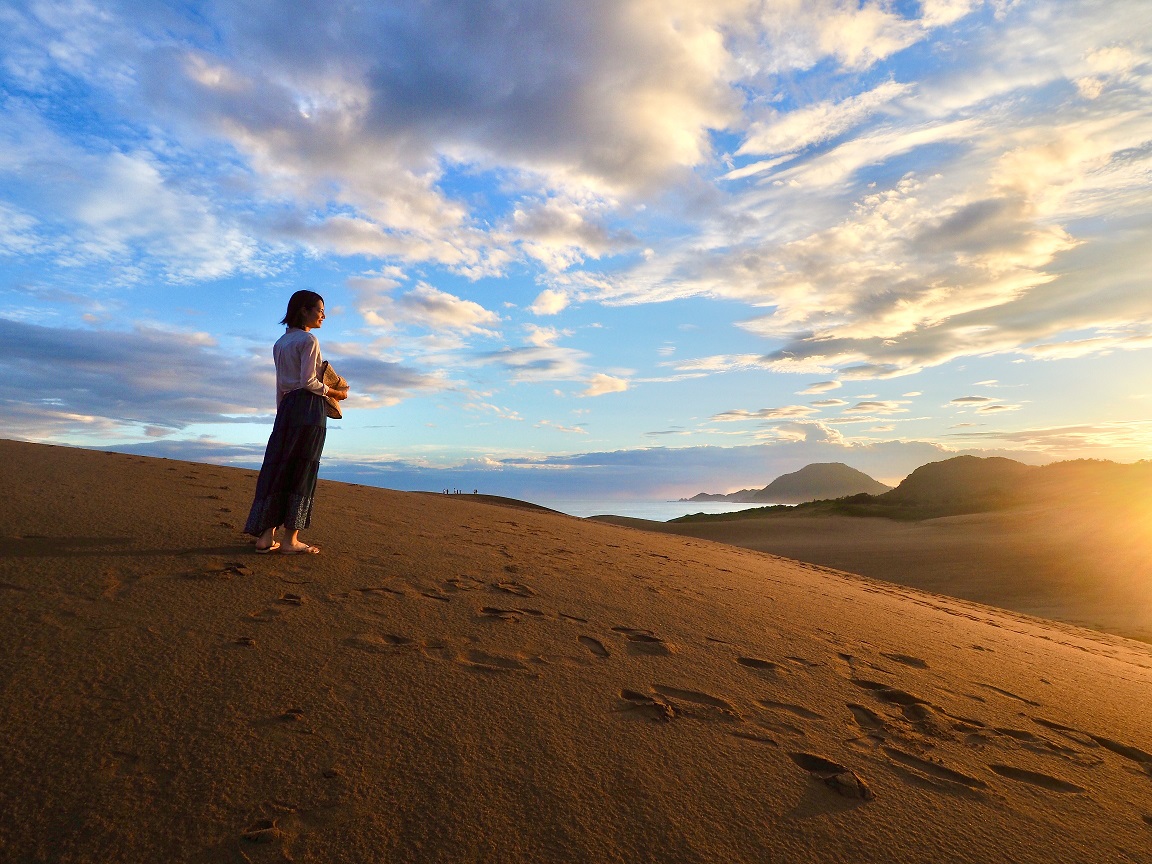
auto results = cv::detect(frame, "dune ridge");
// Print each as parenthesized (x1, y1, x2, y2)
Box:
(2, 439, 1151, 863)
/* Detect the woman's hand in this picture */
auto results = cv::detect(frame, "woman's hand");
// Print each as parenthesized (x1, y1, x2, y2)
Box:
(330, 387, 349, 401)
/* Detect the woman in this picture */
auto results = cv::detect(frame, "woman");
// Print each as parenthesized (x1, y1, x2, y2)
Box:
(243, 290, 348, 554)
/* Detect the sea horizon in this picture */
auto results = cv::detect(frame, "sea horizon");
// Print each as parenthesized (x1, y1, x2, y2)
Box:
(527, 498, 785, 522)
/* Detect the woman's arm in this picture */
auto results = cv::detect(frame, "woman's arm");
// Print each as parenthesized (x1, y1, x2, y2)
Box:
(300, 334, 328, 396)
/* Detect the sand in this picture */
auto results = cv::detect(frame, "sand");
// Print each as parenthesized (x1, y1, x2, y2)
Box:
(595, 502, 1152, 644)
(2, 438, 1151, 863)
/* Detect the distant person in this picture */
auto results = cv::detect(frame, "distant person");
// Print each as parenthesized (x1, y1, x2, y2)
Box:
(243, 290, 348, 554)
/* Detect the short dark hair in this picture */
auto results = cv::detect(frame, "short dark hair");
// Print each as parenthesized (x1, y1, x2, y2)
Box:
(280, 290, 325, 329)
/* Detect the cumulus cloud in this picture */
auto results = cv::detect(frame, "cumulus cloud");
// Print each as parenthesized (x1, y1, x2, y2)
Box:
(509, 195, 636, 271)
(529, 289, 570, 316)
(352, 280, 501, 336)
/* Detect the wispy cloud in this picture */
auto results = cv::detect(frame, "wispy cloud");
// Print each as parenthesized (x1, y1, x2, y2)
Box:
(712, 405, 819, 422)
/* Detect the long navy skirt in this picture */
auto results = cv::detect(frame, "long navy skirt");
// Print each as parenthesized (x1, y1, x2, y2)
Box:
(244, 388, 327, 535)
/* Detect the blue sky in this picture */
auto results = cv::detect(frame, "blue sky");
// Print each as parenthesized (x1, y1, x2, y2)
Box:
(3, 0, 1151, 500)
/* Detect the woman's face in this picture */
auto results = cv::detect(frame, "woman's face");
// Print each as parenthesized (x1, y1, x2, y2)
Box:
(302, 301, 326, 330)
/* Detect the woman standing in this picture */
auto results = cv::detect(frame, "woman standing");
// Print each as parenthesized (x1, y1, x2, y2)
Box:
(244, 290, 348, 554)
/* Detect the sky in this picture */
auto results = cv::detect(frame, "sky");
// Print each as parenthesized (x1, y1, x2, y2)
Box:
(2, 0, 1151, 502)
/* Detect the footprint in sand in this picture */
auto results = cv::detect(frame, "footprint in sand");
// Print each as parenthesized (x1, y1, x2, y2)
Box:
(847, 703, 887, 732)
(579, 636, 609, 658)
(461, 648, 536, 675)
(445, 576, 485, 591)
(976, 683, 1040, 707)
(612, 627, 674, 656)
(991, 726, 1078, 756)
(1086, 734, 1152, 767)
(786, 656, 821, 669)
(618, 689, 677, 722)
(346, 633, 421, 654)
(883, 746, 988, 791)
(760, 699, 825, 721)
(493, 580, 536, 597)
(988, 764, 1086, 793)
(788, 753, 875, 801)
(480, 606, 522, 621)
(880, 652, 929, 669)
(851, 679, 928, 707)
(241, 819, 282, 844)
(654, 685, 740, 720)
(737, 657, 784, 674)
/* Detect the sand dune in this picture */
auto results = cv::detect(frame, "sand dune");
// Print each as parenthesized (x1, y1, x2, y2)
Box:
(595, 502, 1152, 644)
(2, 439, 1152, 863)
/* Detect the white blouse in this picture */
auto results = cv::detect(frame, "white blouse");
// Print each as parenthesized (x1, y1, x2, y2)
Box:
(272, 328, 328, 405)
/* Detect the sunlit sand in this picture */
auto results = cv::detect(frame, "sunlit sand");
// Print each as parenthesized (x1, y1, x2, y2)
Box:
(2, 439, 1151, 862)
(596, 498, 1152, 644)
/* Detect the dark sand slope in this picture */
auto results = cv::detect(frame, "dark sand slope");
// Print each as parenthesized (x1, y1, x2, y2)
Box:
(596, 504, 1152, 644)
(2, 439, 1151, 863)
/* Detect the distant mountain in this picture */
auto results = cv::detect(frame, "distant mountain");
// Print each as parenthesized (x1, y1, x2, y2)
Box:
(684, 462, 892, 505)
(674, 456, 1152, 523)
(879, 455, 1034, 511)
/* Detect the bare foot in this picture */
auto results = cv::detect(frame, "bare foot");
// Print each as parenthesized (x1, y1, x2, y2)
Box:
(279, 543, 320, 555)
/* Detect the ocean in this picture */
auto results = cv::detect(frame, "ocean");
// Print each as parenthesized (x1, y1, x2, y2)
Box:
(530, 499, 783, 522)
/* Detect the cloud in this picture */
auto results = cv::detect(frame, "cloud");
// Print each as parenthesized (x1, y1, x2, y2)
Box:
(712, 405, 819, 422)
(951, 396, 995, 404)
(798, 380, 842, 395)
(580, 373, 629, 397)
(464, 401, 524, 421)
(946, 420, 1152, 458)
(842, 401, 910, 415)
(575, 4, 1152, 382)
(474, 344, 589, 383)
(0, 106, 268, 281)
(0, 317, 447, 442)
(529, 289, 570, 316)
(316, 435, 1027, 500)
(536, 419, 588, 434)
(738, 80, 912, 158)
(0, 318, 268, 441)
(523, 324, 572, 348)
(810, 398, 848, 407)
(673, 354, 769, 373)
(509, 195, 636, 271)
(744, 0, 979, 75)
(353, 280, 501, 336)
(322, 342, 451, 407)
